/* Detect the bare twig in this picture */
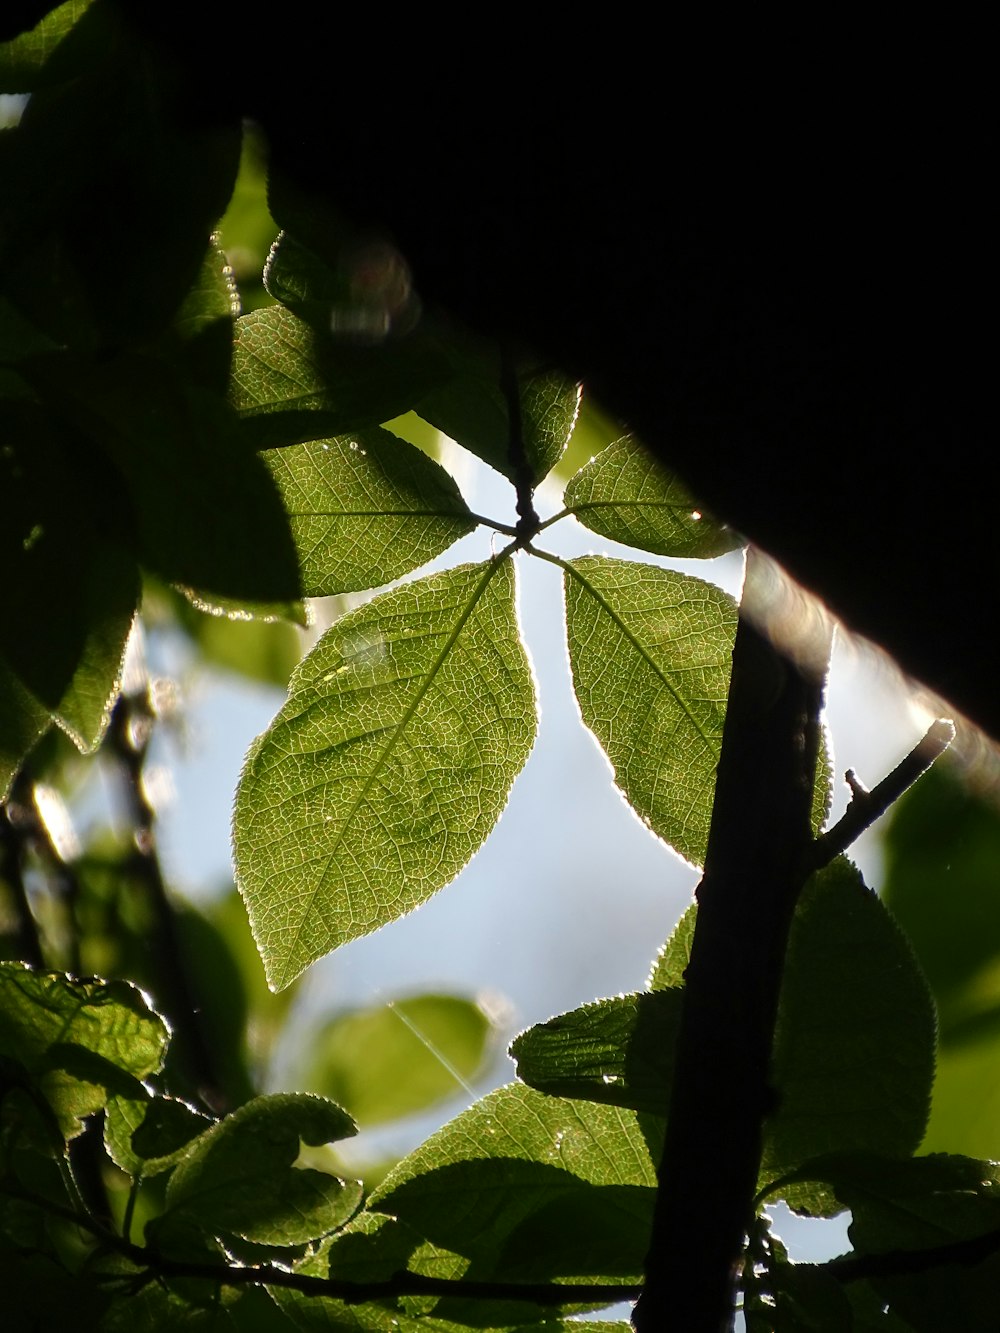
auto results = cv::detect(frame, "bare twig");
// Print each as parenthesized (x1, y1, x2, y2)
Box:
(810, 718, 955, 871)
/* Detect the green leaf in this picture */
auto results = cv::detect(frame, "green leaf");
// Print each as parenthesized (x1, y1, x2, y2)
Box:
(23, 352, 301, 604)
(416, 335, 580, 483)
(883, 764, 1000, 1048)
(759, 859, 936, 1212)
(234, 558, 537, 990)
(799, 1152, 1000, 1331)
(105, 1093, 212, 1179)
(0, 661, 51, 798)
(163, 1094, 361, 1246)
(564, 557, 735, 866)
(295, 994, 495, 1127)
(0, 402, 138, 763)
(1, 13, 240, 348)
(563, 435, 739, 558)
(590, 864, 934, 1212)
(367, 1081, 656, 1288)
(647, 903, 697, 991)
(231, 305, 450, 448)
(263, 428, 474, 596)
(510, 989, 684, 1114)
(0, 2, 93, 93)
(263, 230, 419, 339)
(0, 964, 167, 1137)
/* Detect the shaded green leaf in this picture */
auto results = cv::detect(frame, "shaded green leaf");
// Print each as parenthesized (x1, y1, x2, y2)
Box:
(231, 305, 450, 448)
(0, 403, 138, 763)
(417, 335, 580, 484)
(797, 1152, 1000, 1330)
(510, 989, 683, 1114)
(363, 1081, 655, 1303)
(0, 2, 93, 94)
(0, 661, 52, 798)
(23, 352, 301, 603)
(264, 230, 419, 340)
(263, 428, 474, 596)
(105, 1093, 212, 1178)
(586, 864, 934, 1213)
(563, 435, 739, 558)
(0, 964, 166, 1137)
(296, 993, 495, 1127)
(0, 12, 240, 348)
(760, 859, 936, 1212)
(234, 558, 536, 989)
(807, 1152, 1000, 1262)
(163, 1093, 361, 1246)
(564, 557, 735, 866)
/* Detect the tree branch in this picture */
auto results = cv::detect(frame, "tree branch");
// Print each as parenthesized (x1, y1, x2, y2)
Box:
(633, 549, 832, 1332)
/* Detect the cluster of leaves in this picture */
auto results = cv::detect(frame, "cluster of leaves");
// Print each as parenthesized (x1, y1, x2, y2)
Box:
(5, 5, 1000, 1330)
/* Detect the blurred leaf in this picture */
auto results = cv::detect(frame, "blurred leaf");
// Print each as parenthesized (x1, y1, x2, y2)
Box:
(564, 435, 739, 558)
(234, 559, 536, 989)
(296, 994, 494, 1128)
(0, 964, 167, 1137)
(170, 598, 304, 688)
(883, 764, 1000, 1046)
(564, 557, 735, 866)
(263, 428, 474, 596)
(231, 304, 450, 448)
(417, 333, 580, 483)
(163, 1093, 360, 1246)
(882, 765, 1000, 1159)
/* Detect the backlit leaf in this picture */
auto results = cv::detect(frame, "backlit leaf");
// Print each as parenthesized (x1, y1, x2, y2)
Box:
(368, 1081, 656, 1286)
(417, 336, 580, 484)
(163, 1093, 360, 1246)
(231, 304, 449, 448)
(0, 964, 167, 1138)
(510, 989, 683, 1114)
(234, 558, 536, 989)
(263, 428, 474, 596)
(563, 435, 739, 558)
(564, 557, 735, 866)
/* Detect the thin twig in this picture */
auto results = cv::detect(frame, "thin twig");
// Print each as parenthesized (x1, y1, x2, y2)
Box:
(0, 776, 46, 968)
(107, 691, 226, 1113)
(810, 718, 955, 871)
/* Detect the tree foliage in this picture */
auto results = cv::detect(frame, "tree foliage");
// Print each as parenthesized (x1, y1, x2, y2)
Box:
(2, 7, 1000, 1330)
